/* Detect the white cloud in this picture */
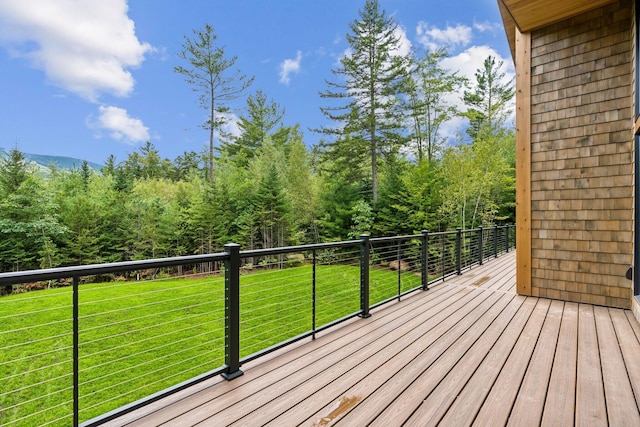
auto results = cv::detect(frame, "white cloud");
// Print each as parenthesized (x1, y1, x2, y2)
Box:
(440, 45, 516, 128)
(89, 105, 149, 144)
(392, 26, 412, 57)
(0, 0, 152, 102)
(416, 22, 472, 51)
(441, 45, 514, 85)
(279, 50, 302, 85)
(219, 112, 241, 139)
(473, 20, 502, 33)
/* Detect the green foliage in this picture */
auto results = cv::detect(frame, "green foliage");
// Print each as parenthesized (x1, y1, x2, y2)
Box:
(348, 200, 374, 239)
(0, 147, 29, 196)
(219, 89, 285, 166)
(405, 48, 467, 161)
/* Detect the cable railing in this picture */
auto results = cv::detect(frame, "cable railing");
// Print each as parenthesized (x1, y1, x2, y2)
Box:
(0, 225, 515, 427)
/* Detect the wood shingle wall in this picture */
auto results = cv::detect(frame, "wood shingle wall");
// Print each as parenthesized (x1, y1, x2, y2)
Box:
(529, 0, 634, 308)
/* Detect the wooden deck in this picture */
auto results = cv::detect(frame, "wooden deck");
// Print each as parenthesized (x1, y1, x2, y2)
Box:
(106, 251, 640, 426)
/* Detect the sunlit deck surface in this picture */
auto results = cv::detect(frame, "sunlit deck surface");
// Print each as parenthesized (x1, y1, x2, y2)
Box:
(106, 251, 640, 426)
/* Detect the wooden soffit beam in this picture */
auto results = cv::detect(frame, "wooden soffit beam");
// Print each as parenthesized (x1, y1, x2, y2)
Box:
(497, 0, 617, 57)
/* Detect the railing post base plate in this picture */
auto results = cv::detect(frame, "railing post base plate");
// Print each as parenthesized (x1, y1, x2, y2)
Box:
(221, 370, 244, 381)
(358, 313, 372, 318)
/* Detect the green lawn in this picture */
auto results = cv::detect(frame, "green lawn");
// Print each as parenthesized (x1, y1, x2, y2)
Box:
(0, 263, 421, 426)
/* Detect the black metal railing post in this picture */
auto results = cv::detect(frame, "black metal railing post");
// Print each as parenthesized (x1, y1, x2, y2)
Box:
(421, 230, 429, 290)
(312, 249, 316, 340)
(222, 243, 243, 380)
(396, 241, 401, 301)
(505, 225, 509, 253)
(359, 234, 371, 318)
(441, 234, 445, 282)
(455, 228, 462, 275)
(478, 226, 484, 265)
(73, 276, 79, 427)
(494, 224, 499, 258)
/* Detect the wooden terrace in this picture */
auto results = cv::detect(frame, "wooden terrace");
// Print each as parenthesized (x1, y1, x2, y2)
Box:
(105, 251, 640, 426)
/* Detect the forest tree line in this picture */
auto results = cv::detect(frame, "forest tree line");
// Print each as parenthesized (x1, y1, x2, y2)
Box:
(0, 0, 515, 272)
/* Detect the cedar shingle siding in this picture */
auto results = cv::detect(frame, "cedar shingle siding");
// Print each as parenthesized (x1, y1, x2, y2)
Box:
(529, 0, 634, 308)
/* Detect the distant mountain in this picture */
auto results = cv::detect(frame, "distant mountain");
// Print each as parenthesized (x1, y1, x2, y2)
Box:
(0, 147, 103, 171)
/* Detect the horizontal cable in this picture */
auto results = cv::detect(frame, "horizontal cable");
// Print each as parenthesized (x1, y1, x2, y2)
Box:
(80, 279, 213, 307)
(0, 369, 73, 398)
(0, 330, 72, 351)
(79, 291, 214, 321)
(0, 344, 71, 369)
(80, 298, 220, 334)
(79, 306, 221, 348)
(79, 274, 219, 295)
(2, 398, 73, 427)
(0, 289, 73, 305)
(0, 316, 71, 337)
(80, 323, 219, 371)
(1, 383, 73, 413)
(0, 304, 72, 322)
(79, 339, 218, 388)
(79, 354, 219, 414)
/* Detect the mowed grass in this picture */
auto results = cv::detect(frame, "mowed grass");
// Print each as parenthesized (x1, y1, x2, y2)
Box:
(0, 263, 421, 426)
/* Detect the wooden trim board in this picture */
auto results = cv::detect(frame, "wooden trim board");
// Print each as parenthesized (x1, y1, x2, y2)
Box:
(515, 27, 532, 296)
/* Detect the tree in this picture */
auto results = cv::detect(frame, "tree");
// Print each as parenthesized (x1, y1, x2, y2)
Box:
(219, 89, 285, 165)
(175, 23, 254, 181)
(463, 56, 514, 139)
(254, 165, 289, 249)
(0, 174, 66, 271)
(0, 147, 29, 196)
(318, 0, 408, 204)
(405, 48, 466, 161)
(139, 141, 162, 180)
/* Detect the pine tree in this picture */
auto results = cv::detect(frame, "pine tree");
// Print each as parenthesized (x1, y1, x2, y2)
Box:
(463, 56, 514, 140)
(318, 0, 408, 204)
(219, 90, 285, 165)
(175, 24, 253, 181)
(254, 165, 289, 249)
(0, 147, 29, 196)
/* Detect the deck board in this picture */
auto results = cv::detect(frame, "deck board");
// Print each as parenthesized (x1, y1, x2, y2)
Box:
(541, 301, 578, 426)
(507, 299, 563, 426)
(575, 304, 607, 426)
(434, 297, 540, 426)
(103, 251, 640, 427)
(403, 296, 535, 426)
(595, 306, 640, 426)
(472, 298, 551, 426)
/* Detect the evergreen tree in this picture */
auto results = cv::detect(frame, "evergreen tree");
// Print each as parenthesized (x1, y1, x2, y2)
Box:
(254, 165, 289, 249)
(318, 0, 408, 204)
(175, 23, 254, 181)
(0, 147, 29, 196)
(102, 154, 117, 177)
(172, 151, 202, 181)
(219, 90, 285, 165)
(139, 141, 162, 180)
(0, 175, 66, 271)
(463, 56, 514, 140)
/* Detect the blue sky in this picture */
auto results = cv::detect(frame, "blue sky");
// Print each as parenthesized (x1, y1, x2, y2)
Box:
(0, 0, 512, 165)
